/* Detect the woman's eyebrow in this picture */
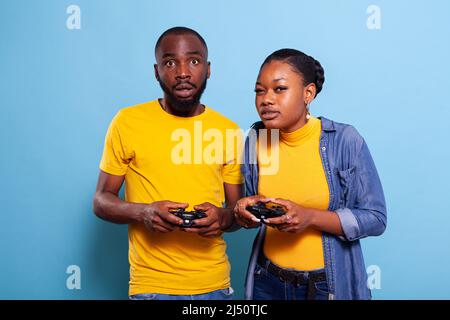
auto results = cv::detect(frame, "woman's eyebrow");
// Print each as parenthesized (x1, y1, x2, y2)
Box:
(256, 77, 287, 85)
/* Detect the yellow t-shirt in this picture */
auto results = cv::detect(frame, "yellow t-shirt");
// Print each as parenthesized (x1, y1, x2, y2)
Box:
(99, 99, 243, 295)
(258, 116, 329, 271)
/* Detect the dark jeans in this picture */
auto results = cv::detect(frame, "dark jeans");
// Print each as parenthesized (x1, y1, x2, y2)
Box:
(253, 263, 330, 300)
(129, 287, 234, 300)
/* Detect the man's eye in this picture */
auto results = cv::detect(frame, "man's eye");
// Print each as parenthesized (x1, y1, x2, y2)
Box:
(165, 60, 175, 67)
(191, 59, 200, 65)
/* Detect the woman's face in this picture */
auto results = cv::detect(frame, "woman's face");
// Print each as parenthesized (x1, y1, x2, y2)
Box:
(255, 60, 312, 132)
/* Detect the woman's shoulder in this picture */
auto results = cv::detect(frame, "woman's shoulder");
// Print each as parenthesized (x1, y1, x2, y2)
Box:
(247, 117, 365, 148)
(249, 120, 265, 130)
(319, 116, 366, 153)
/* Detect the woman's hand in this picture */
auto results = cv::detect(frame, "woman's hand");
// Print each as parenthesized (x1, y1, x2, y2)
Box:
(233, 195, 268, 229)
(263, 198, 314, 233)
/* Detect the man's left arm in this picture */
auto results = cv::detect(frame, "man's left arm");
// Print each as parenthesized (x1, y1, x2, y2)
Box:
(221, 182, 244, 232)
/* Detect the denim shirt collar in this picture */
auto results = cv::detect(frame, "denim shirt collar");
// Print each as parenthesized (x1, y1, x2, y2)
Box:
(318, 116, 336, 132)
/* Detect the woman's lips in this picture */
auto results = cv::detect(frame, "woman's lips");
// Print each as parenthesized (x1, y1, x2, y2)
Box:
(260, 111, 280, 120)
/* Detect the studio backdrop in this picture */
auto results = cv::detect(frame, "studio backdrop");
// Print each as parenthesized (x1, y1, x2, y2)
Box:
(1, 0, 449, 299)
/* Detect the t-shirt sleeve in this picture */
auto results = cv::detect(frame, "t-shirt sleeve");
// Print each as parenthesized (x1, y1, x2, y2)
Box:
(222, 125, 244, 185)
(99, 112, 133, 176)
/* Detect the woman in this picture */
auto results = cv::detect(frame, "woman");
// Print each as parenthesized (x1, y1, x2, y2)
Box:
(234, 49, 387, 300)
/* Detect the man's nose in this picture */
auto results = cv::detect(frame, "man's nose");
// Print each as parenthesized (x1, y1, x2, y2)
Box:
(175, 62, 191, 80)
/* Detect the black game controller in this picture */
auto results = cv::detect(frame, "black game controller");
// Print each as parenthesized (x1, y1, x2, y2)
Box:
(245, 201, 287, 220)
(169, 208, 207, 228)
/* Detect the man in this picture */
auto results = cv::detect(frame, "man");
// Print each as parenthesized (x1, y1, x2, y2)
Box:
(93, 27, 244, 300)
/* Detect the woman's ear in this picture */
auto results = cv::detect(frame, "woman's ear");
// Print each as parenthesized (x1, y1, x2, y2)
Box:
(304, 83, 317, 104)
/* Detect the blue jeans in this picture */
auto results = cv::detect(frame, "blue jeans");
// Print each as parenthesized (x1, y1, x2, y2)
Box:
(129, 287, 234, 300)
(253, 263, 330, 300)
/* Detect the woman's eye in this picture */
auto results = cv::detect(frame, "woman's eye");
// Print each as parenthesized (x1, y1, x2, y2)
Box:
(191, 59, 200, 65)
(275, 86, 287, 92)
(165, 60, 175, 67)
(254, 88, 264, 94)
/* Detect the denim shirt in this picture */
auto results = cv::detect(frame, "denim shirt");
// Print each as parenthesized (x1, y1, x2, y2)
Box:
(243, 117, 387, 300)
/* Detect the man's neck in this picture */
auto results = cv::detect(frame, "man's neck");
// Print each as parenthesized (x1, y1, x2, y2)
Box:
(159, 98, 205, 117)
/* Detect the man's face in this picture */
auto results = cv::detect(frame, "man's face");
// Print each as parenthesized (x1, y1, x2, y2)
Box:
(154, 34, 210, 114)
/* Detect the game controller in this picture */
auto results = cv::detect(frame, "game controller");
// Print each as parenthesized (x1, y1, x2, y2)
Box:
(169, 208, 207, 228)
(245, 201, 287, 220)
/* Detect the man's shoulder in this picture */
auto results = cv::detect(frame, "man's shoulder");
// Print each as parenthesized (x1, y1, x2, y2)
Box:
(109, 100, 159, 128)
(116, 100, 159, 118)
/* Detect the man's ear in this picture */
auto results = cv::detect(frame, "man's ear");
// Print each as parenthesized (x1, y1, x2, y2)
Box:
(154, 64, 160, 81)
(207, 61, 211, 79)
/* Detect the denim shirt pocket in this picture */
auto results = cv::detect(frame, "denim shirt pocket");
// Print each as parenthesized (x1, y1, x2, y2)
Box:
(336, 166, 357, 208)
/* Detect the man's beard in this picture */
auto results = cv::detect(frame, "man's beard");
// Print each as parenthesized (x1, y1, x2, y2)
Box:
(158, 78, 208, 115)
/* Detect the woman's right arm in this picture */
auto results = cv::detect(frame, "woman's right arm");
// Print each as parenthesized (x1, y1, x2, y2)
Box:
(335, 140, 387, 242)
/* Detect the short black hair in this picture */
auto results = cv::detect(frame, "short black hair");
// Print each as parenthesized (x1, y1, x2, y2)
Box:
(261, 48, 325, 96)
(154, 26, 208, 55)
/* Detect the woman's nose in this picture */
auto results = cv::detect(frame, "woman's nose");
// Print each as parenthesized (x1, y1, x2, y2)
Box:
(261, 92, 275, 105)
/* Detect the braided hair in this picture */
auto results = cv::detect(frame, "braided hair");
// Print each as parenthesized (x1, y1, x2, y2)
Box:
(260, 49, 325, 96)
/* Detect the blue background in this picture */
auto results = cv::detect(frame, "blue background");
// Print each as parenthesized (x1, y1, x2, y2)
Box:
(1, 0, 449, 299)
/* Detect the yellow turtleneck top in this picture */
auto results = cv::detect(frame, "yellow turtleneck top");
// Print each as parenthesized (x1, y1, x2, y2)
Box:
(258, 116, 329, 271)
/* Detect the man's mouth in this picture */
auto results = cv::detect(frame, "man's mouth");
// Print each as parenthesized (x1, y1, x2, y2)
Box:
(174, 84, 195, 98)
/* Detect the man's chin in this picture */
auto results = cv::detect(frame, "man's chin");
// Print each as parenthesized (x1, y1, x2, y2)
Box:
(158, 78, 207, 114)
(173, 94, 195, 103)
(169, 97, 199, 113)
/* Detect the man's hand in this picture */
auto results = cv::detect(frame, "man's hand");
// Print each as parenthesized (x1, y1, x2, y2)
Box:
(182, 202, 230, 238)
(141, 201, 188, 233)
(233, 195, 268, 229)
